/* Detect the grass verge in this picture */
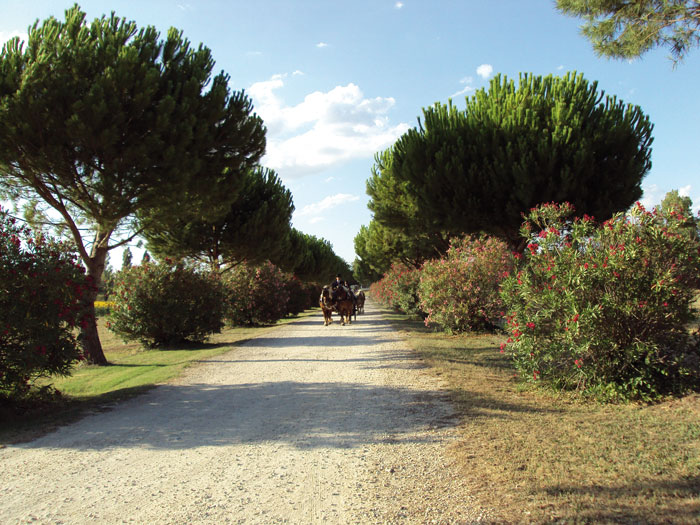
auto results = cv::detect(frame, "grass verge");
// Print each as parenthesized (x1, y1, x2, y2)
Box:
(0, 309, 319, 446)
(377, 305, 700, 524)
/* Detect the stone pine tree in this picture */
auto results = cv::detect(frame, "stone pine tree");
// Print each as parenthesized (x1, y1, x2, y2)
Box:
(387, 72, 654, 250)
(143, 167, 294, 273)
(557, 0, 700, 62)
(0, 5, 266, 364)
(364, 148, 452, 269)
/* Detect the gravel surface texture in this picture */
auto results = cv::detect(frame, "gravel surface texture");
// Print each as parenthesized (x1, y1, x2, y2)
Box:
(1, 300, 488, 524)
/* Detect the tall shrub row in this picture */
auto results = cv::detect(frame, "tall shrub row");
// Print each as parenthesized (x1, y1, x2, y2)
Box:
(369, 237, 513, 333)
(108, 260, 322, 345)
(0, 209, 93, 398)
(370, 200, 700, 401)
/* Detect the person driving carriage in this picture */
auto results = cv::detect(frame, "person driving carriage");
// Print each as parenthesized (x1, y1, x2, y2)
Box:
(331, 274, 356, 308)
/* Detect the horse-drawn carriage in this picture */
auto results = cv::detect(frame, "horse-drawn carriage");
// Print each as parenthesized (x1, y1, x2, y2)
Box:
(355, 289, 365, 314)
(320, 285, 355, 326)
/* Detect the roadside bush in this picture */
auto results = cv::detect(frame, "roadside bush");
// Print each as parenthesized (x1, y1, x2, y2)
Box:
(419, 235, 514, 333)
(108, 261, 225, 347)
(500, 202, 700, 401)
(0, 208, 92, 398)
(369, 263, 423, 316)
(284, 275, 319, 315)
(223, 261, 290, 326)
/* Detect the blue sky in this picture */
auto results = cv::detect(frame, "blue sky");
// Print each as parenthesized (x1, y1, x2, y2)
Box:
(2, 1, 699, 266)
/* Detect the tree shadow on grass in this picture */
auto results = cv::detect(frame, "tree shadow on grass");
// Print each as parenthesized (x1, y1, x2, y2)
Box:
(444, 346, 515, 372)
(540, 476, 700, 524)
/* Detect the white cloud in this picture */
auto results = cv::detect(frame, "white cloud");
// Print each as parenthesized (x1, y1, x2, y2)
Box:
(292, 70, 304, 76)
(249, 75, 410, 178)
(476, 64, 494, 79)
(395, 1, 404, 8)
(679, 184, 692, 197)
(316, 42, 328, 48)
(450, 76, 475, 99)
(297, 194, 360, 222)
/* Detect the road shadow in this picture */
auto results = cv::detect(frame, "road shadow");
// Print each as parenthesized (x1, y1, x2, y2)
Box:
(18, 380, 461, 452)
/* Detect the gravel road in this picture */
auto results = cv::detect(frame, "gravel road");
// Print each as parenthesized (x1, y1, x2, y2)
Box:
(0, 300, 486, 524)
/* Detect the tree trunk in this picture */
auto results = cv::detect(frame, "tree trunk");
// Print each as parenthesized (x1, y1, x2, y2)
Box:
(81, 242, 109, 365)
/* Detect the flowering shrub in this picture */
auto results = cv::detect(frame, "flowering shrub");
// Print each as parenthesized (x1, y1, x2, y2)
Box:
(223, 261, 290, 326)
(369, 263, 423, 316)
(500, 202, 700, 401)
(419, 235, 514, 333)
(0, 208, 92, 398)
(108, 261, 225, 347)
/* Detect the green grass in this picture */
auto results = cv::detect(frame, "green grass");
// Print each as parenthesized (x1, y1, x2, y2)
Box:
(377, 306, 700, 524)
(0, 310, 319, 445)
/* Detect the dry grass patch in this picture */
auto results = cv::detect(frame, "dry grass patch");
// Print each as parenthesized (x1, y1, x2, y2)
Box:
(379, 307, 700, 524)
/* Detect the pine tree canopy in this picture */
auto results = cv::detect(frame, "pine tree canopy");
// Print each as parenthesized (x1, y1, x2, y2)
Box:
(557, 0, 700, 62)
(142, 167, 294, 273)
(386, 71, 654, 249)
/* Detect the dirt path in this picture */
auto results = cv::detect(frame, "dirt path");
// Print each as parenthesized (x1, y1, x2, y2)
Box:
(0, 300, 485, 524)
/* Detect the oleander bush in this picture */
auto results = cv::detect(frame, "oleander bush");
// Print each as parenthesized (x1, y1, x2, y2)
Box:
(108, 261, 225, 347)
(419, 235, 514, 333)
(223, 261, 290, 326)
(0, 208, 93, 398)
(500, 202, 700, 401)
(369, 263, 423, 316)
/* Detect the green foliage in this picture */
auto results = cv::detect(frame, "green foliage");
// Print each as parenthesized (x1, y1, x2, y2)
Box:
(121, 248, 133, 270)
(284, 275, 319, 316)
(659, 189, 700, 242)
(364, 149, 451, 269)
(0, 4, 266, 363)
(282, 229, 351, 283)
(352, 254, 382, 287)
(143, 167, 293, 272)
(223, 261, 290, 326)
(0, 208, 92, 398)
(557, 0, 700, 62)
(387, 72, 653, 248)
(108, 261, 225, 347)
(419, 235, 514, 333)
(500, 202, 700, 401)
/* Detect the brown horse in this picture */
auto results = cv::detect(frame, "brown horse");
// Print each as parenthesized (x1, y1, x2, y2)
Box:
(356, 290, 365, 314)
(334, 286, 355, 325)
(320, 286, 334, 326)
